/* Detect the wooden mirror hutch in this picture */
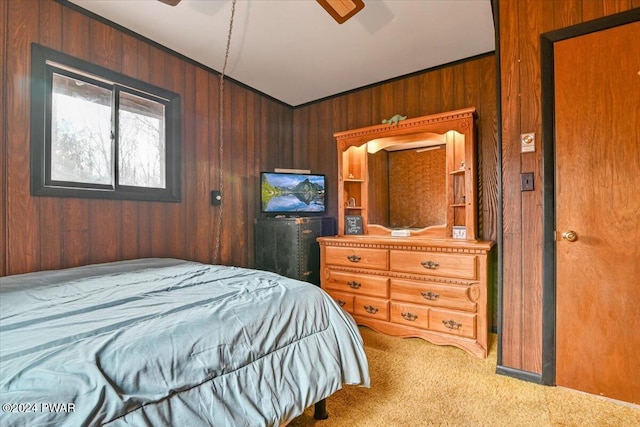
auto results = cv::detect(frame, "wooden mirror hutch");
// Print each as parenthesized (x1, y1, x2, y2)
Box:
(318, 107, 494, 358)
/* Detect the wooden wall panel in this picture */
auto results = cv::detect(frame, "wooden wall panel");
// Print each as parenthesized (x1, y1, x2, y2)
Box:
(1, 0, 292, 275)
(6, 0, 40, 274)
(228, 83, 248, 265)
(0, 0, 7, 277)
(194, 66, 212, 263)
(497, 0, 640, 375)
(208, 71, 221, 263)
(497, 0, 523, 370)
(244, 90, 258, 266)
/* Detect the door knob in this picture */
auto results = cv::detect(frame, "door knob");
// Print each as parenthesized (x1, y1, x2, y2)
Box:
(561, 230, 578, 242)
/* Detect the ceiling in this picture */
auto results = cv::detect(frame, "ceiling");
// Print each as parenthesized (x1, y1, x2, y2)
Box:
(69, 0, 496, 107)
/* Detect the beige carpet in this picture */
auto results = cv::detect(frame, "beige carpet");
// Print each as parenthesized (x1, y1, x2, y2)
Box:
(290, 327, 640, 427)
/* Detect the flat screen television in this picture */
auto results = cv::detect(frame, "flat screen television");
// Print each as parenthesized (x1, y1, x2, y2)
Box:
(260, 172, 326, 215)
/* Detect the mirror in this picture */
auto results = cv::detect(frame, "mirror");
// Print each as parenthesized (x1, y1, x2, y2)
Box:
(334, 108, 477, 239)
(365, 131, 462, 235)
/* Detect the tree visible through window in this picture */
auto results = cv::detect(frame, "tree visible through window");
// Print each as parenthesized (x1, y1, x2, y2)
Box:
(31, 44, 180, 202)
(118, 92, 166, 188)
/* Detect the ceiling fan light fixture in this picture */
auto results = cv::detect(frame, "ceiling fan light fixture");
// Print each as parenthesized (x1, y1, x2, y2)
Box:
(158, 0, 182, 6)
(316, 0, 365, 24)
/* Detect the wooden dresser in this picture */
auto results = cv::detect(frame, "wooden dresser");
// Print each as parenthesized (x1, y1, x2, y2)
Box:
(320, 108, 493, 358)
(319, 236, 493, 358)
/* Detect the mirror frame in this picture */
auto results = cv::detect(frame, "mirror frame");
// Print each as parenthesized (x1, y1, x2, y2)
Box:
(334, 107, 477, 240)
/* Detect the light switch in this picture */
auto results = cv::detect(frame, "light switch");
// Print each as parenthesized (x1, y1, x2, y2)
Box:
(521, 173, 534, 191)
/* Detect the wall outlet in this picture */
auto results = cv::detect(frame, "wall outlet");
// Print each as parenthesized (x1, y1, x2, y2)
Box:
(211, 190, 222, 205)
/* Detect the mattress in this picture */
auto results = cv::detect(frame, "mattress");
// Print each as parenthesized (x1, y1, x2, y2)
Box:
(0, 258, 369, 426)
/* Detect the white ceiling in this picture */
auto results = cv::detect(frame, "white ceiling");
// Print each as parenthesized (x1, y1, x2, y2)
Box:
(69, 0, 495, 107)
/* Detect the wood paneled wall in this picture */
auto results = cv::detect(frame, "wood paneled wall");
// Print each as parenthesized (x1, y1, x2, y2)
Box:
(498, 0, 640, 375)
(0, 0, 293, 276)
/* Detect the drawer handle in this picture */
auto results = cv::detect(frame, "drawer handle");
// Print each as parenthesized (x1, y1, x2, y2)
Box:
(302, 229, 312, 234)
(364, 305, 378, 314)
(421, 291, 440, 301)
(347, 254, 362, 263)
(336, 299, 346, 308)
(347, 280, 361, 289)
(401, 312, 418, 322)
(421, 260, 440, 270)
(442, 319, 462, 330)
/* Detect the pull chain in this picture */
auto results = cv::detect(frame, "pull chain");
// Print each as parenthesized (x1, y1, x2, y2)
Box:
(213, 0, 237, 264)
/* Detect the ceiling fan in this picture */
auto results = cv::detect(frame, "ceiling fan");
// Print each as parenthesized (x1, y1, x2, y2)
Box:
(157, 0, 365, 24)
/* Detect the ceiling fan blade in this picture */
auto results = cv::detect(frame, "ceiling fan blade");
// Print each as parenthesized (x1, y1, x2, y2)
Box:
(317, 0, 365, 24)
(158, 0, 181, 6)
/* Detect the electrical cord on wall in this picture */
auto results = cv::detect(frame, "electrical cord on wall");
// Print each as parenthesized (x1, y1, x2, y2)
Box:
(213, 0, 237, 264)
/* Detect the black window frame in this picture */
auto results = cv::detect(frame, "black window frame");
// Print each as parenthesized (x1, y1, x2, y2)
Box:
(30, 43, 181, 202)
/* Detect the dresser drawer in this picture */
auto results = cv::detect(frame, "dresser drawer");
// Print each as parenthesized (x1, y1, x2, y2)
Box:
(390, 302, 430, 329)
(354, 296, 389, 321)
(390, 279, 476, 312)
(390, 250, 477, 280)
(325, 290, 354, 313)
(325, 246, 388, 270)
(429, 308, 476, 339)
(324, 270, 389, 298)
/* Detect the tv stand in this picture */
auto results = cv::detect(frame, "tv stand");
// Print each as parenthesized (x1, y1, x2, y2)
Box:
(254, 217, 335, 286)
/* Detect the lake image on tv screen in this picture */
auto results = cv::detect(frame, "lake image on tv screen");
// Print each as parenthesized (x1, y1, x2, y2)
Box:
(261, 173, 325, 213)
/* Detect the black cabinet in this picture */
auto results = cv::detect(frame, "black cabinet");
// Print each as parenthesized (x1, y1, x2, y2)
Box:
(254, 217, 335, 286)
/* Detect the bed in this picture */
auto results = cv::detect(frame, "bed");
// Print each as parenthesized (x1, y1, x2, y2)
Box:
(0, 258, 370, 426)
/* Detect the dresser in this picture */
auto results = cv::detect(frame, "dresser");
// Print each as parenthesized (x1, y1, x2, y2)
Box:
(318, 236, 493, 358)
(321, 108, 493, 358)
(254, 217, 335, 286)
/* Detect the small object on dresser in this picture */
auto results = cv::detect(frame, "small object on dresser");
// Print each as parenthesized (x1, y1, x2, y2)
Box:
(347, 197, 356, 207)
(345, 215, 363, 235)
(453, 226, 466, 239)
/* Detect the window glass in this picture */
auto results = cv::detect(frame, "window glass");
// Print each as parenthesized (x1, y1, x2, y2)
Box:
(119, 91, 166, 188)
(51, 73, 113, 185)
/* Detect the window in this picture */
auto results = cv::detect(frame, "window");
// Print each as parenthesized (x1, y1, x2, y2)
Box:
(30, 44, 181, 202)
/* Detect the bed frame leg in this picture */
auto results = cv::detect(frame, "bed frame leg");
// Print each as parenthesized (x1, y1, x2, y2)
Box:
(313, 399, 328, 420)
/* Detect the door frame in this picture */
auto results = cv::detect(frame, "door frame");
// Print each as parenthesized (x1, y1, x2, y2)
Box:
(539, 8, 640, 386)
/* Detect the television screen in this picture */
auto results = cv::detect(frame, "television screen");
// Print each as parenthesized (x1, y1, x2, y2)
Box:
(260, 172, 326, 214)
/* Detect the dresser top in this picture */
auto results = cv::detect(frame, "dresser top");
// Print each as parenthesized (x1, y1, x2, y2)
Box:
(317, 235, 494, 252)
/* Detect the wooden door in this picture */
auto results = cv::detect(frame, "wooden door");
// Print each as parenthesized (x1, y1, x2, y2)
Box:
(554, 21, 640, 404)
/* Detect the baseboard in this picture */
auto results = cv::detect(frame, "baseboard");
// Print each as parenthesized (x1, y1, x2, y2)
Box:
(496, 365, 545, 385)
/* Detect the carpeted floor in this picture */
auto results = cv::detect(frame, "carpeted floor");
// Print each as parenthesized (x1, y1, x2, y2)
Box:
(290, 327, 640, 427)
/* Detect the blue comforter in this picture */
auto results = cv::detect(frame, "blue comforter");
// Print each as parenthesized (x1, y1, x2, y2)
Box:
(0, 259, 369, 426)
